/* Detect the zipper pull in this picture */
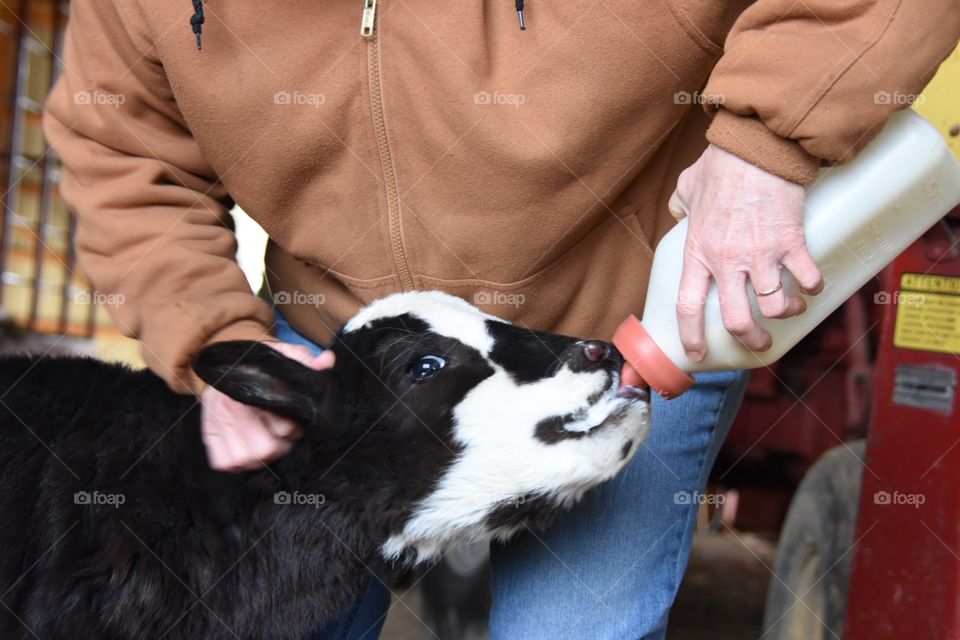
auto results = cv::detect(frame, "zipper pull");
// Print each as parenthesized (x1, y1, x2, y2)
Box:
(361, 0, 377, 37)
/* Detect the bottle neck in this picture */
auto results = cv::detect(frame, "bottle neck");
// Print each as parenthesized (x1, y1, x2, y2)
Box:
(612, 315, 695, 399)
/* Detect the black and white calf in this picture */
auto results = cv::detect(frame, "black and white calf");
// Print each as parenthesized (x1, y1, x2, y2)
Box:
(0, 291, 649, 640)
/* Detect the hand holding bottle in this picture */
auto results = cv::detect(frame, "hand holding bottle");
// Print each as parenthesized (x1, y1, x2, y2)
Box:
(668, 144, 824, 361)
(615, 112, 960, 399)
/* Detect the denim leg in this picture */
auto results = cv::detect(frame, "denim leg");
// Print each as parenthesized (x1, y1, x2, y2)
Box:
(273, 310, 327, 356)
(306, 577, 391, 640)
(274, 310, 391, 640)
(489, 370, 750, 640)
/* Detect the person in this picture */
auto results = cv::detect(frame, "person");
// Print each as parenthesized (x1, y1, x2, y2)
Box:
(43, 1, 960, 638)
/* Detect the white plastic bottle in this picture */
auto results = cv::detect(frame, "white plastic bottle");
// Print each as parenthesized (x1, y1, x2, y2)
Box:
(614, 110, 960, 398)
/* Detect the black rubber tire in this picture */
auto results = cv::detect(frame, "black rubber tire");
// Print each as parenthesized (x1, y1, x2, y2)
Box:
(762, 440, 866, 640)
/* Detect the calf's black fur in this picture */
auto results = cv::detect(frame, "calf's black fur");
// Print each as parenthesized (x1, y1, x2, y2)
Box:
(0, 332, 472, 640)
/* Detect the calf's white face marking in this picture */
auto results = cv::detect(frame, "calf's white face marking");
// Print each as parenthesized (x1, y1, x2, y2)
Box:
(346, 291, 650, 561)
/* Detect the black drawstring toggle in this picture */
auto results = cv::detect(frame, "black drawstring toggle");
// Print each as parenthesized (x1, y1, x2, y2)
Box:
(190, 0, 205, 50)
(516, 0, 526, 30)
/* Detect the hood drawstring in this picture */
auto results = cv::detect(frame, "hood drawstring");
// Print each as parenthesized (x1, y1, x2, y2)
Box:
(190, 0, 205, 50)
(189, 0, 524, 50)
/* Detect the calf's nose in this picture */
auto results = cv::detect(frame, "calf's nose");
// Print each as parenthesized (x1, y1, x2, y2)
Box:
(564, 340, 620, 372)
(581, 340, 610, 363)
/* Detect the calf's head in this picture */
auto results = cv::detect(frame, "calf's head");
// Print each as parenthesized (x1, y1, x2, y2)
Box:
(194, 291, 650, 561)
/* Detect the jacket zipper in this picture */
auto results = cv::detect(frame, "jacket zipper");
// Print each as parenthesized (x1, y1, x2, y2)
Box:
(360, 0, 377, 37)
(362, 0, 415, 291)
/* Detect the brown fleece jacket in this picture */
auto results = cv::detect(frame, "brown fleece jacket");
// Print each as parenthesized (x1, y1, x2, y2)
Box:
(44, 0, 960, 394)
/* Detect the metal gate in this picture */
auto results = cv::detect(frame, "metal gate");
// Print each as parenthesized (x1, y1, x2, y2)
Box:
(0, 0, 98, 339)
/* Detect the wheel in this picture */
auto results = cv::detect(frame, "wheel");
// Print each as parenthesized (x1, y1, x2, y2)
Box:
(762, 440, 866, 640)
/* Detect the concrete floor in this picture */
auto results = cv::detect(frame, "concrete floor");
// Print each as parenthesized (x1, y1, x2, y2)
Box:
(668, 530, 775, 640)
(379, 530, 777, 640)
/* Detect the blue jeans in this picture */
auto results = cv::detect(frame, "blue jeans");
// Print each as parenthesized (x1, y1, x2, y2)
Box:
(276, 311, 749, 640)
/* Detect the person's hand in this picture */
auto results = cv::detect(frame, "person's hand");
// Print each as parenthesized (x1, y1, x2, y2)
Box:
(669, 144, 824, 360)
(200, 342, 335, 471)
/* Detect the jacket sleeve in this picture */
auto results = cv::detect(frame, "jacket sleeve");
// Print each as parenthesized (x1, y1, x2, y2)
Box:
(702, 0, 960, 185)
(44, 0, 275, 395)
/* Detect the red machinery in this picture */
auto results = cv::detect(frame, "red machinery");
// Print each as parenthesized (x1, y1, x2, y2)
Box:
(720, 208, 960, 638)
(845, 210, 960, 638)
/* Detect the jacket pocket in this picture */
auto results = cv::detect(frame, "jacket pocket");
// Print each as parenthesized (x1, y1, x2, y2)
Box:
(420, 211, 655, 338)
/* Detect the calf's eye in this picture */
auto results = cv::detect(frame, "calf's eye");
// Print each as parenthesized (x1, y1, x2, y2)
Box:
(410, 355, 446, 382)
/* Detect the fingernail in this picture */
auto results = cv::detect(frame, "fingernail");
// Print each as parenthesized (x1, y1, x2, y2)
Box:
(271, 423, 294, 437)
(309, 351, 335, 370)
(686, 350, 705, 362)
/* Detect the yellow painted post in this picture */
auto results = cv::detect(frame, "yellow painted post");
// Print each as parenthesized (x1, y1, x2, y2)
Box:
(914, 44, 960, 160)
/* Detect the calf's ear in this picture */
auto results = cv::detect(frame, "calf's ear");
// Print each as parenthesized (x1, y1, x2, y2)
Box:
(192, 341, 331, 425)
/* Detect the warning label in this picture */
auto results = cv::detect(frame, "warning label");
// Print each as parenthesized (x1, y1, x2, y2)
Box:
(893, 273, 960, 355)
